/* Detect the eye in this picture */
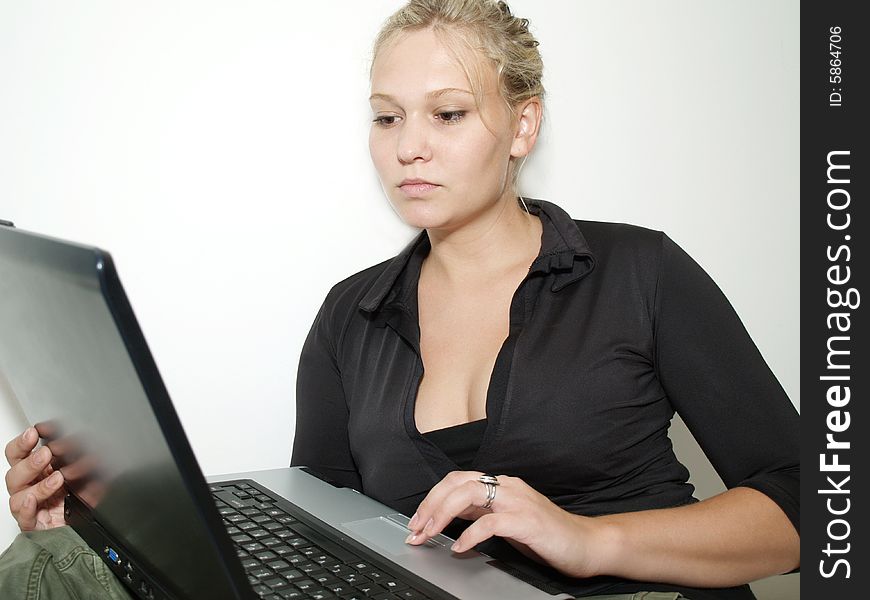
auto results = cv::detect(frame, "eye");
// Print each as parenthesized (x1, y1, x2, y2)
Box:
(373, 115, 400, 127)
(435, 110, 466, 124)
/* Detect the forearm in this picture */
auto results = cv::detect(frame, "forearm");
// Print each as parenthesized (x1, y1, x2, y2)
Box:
(588, 486, 799, 587)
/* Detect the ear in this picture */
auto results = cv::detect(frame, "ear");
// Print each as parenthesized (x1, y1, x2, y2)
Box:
(510, 96, 543, 159)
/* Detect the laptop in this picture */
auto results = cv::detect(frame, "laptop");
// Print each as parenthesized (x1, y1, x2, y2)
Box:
(0, 221, 574, 600)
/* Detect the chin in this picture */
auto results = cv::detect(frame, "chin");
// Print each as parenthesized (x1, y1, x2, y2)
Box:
(387, 196, 453, 231)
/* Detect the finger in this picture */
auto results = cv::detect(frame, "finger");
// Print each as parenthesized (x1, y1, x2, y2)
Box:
(14, 494, 39, 531)
(452, 512, 523, 553)
(409, 471, 479, 533)
(8, 470, 65, 519)
(59, 453, 98, 483)
(408, 479, 491, 545)
(4, 445, 53, 495)
(4, 427, 37, 467)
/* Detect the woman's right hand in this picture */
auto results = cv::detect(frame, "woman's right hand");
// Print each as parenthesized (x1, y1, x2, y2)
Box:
(4, 427, 67, 530)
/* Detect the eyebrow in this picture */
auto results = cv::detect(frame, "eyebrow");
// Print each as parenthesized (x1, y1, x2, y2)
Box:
(369, 88, 474, 103)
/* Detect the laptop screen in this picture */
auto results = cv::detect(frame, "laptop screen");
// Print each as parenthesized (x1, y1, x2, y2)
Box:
(0, 226, 249, 598)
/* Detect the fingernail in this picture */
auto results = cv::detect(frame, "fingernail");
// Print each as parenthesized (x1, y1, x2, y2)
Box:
(405, 533, 417, 544)
(21, 428, 32, 442)
(33, 448, 47, 465)
(451, 542, 461, 552)
(48, 471, 63, 486)
(408, 513, 418, 529)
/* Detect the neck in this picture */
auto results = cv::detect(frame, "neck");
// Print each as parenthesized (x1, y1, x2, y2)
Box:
(423, 196, 542, 284)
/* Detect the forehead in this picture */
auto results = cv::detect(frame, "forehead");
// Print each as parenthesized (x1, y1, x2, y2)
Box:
(370, 27, 496, 99)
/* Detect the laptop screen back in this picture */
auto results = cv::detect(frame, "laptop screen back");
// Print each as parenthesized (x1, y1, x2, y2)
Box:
(0, 226, 249, 598)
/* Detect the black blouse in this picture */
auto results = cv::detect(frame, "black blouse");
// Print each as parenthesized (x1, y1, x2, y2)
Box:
(291, 199, 798, 599)
(422, 419, 488, 471)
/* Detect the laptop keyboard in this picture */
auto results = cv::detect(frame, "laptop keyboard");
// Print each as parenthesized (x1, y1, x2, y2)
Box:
(210, 482, 435, 600)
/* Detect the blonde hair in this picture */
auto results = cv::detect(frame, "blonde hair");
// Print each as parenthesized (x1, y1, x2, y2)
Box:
(372, 0, 545, 114)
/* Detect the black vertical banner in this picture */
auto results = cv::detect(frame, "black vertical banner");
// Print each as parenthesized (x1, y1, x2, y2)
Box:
(801, 1, 868, 596)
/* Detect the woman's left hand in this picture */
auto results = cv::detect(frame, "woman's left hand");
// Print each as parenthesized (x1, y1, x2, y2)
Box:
(405, 471, 607, 578)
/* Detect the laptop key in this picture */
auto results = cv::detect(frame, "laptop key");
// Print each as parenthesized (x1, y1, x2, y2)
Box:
(278, 590, 305, 599)
(314, 574, 341, 586)
(381, 580, 407, 593)
(222, 495, 255, 509)
(263, 577, 289, 590)
(278, 568, 305, 580)
(341, 573, 369, 585)
(299, 563, 325, 576)
(326, 582, 354, 595)
(395, 590, 428, 600)
(254, 550, 279, 562)
(241, 542, 266, 552)
(355, 583, 384, 596)
(250, 567, 273, 579)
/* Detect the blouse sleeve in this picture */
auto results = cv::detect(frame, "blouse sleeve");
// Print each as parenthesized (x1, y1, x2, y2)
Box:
(653, 233, 799, 533)
(290, 293, 363, 491)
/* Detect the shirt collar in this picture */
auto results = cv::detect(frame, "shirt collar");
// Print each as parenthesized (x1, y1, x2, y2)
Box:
(359, 198, 596, 314)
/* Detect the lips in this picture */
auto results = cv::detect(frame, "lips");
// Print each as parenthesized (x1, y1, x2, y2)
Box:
(398, 178, 440, 196)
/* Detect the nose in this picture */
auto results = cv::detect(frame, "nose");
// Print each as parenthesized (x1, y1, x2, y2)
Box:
(396, 115, 431, 164)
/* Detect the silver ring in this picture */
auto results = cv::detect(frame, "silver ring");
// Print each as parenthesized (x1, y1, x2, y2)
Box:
(478, 474, 499, 510)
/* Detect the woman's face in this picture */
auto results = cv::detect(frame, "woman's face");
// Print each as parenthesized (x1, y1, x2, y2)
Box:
(369, 28, 523, 232)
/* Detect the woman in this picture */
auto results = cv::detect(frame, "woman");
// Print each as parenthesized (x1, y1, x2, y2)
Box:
(3, 1, 798, 598)
(292, 1, 799, 598)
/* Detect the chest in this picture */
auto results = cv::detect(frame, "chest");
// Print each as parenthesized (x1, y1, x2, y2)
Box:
(340, 272, 671, 503)
(415, 273, 522, 431)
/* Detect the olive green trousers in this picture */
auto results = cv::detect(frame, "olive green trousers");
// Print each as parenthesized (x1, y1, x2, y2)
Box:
(0, 527, 689, 599)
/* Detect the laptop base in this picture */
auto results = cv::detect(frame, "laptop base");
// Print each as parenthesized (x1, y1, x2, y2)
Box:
(66, 494, 174, 600)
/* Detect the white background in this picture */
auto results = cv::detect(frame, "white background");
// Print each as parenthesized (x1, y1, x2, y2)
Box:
(0, 1, 798, 596)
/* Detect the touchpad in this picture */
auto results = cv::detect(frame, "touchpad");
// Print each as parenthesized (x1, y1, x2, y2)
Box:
(342, 515, 446, 558)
